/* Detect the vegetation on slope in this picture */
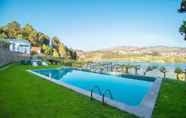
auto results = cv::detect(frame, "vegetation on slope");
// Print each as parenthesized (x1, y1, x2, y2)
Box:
(0, 21, 77, 60)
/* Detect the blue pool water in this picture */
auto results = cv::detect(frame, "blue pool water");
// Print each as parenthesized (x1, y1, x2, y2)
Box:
(33, 68, 154, 106)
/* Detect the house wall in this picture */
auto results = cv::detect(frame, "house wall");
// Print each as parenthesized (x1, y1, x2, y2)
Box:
(9, 42, 31, 55)
(0, 46, 30, 67)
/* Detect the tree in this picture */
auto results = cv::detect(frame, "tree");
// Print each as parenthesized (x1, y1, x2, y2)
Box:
(16, 34, 23, 39)
(179, 1, 186, 40)
(144, 65, 157, 75)
(28, 31, 39, 46)
(52, 48, 59, 57)
(51, 36, 77, 59)
(0, 33, 8, 39)
(179, 21, 186, 40)
(178, 0, 186, 80)
(67, 48, 77, 60)
(38, 32, 49, 45)
(122, 64, 133, 74)
(71, 50, 77, 60)
(2, 21, 21, 39)
(51, 36, 60, 49)
(144, 66, 151, 75)
(183, 69, 186, 81)
(41, 44, 52, 56)
(178, 0, 186, 13)
(175, 67, 183, 80)
(159, 66, 167, 79)
(58, 43, 67, 58)
(22, 25, 50, 46)
(22, 24, 34, 40)
(134, 65, 140, 75)
(0, 28, 7, 39)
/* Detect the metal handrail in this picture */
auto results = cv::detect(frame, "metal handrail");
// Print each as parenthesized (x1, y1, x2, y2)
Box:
(90, 85, 102, 100)
(102, 89, 113, 104)
(49, 73, 52, 79)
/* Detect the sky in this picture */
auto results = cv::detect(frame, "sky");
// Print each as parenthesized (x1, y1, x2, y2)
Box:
(1, 0, 186, 51)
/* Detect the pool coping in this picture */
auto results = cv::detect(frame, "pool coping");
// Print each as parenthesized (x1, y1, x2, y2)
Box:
(27, 68, 162, 118)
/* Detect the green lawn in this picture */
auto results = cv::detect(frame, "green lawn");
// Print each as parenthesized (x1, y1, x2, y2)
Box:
(0, 64, 186, 118)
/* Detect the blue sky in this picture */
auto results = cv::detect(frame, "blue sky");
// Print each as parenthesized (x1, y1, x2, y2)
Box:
(1, 0, 186, 50)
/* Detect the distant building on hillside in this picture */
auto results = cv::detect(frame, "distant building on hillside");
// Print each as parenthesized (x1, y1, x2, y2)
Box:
(31, 46, 41, 54)
(8, 39, 31, 55)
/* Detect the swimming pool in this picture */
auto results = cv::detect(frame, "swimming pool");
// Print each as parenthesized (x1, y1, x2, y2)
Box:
(29, 67, 162, 118)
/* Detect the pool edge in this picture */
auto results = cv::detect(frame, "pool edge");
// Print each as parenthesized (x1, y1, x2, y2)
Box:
(27, 69, 162, 118)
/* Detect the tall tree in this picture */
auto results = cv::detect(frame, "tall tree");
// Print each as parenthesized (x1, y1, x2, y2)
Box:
(159, 66, 167, 79)
(67, 48, 77, 60)
(52, 48, 59, 57)
(178, 0, 186, 13)
(38, 32, 49, 45)
(41, 44, 52, 56)
(0, 28, 8, 39)
(22, 24, 34, 40)
(134, 65, 140, 75)
(51, 36, 60, 49)
(175, 67, 183, 80)
(121, 64, 133, 74)
(179, 0, 186, 40)
(144, 66, 157, 75)
(179, 21, 186, 40)
(28, 31, 39, 46)
(2, 21, 21, 39)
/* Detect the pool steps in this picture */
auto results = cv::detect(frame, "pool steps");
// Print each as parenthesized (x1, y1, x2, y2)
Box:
(90, 86, 102, 100)
(102, 89, 113, 104)
(90, 86, 113, 104)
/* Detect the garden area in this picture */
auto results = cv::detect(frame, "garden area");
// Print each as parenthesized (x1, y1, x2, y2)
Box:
(0, 64, 186, 118)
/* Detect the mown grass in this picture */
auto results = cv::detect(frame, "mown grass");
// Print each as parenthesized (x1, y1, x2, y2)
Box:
(0, 64, 136, 118)
(0, 64, 186, 118)
(152, 79, 186, 118)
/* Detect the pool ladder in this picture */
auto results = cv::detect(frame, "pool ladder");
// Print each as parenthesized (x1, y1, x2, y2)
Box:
(90, 85, 102, 101)
(102, 89, 113, 104)
(90, 86, 113, 104)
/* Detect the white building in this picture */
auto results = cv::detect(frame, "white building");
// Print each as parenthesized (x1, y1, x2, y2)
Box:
(8, 39, 31, 55)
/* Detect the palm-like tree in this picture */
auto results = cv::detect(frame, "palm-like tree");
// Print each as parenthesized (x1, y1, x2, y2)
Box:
(159, 66, 167, 79)
(175, 67, 183, 80)
(114, 64, 120, 72)
(144, 66, 151, 75)
(144, 65, 157, 76)
(184, 69, 186, 81)
(121, 64, 132, 74)
(134, 65, 140, 75)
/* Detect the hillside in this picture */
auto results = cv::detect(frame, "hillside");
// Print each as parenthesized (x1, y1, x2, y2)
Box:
(0, 21, 77, 59)
(77, 46, 186, 63)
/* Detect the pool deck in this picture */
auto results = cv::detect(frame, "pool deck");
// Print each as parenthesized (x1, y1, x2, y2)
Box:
(27, 69, 162, 118)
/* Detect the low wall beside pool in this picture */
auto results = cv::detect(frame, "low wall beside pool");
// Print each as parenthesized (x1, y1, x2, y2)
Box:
(0, 47, 29, 67)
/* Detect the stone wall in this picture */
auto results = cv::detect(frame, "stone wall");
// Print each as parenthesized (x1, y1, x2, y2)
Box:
(0, 47, 30, 67)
